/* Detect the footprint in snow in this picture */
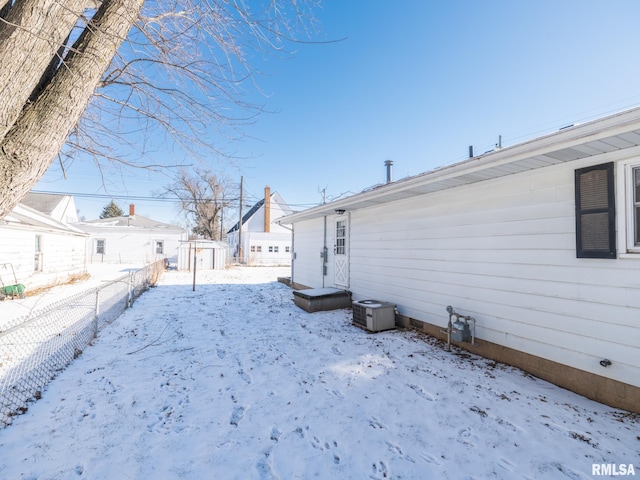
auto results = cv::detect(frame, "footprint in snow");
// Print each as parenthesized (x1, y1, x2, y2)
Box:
(419, 452, 442, 465)
(238, 369, 252, 384)
(496, 457, 516, 472)
(408, 384, 435, 401)
(230, 406, 246, 426)
(369, 417, 387, 430)
(371, 460, 389, 479)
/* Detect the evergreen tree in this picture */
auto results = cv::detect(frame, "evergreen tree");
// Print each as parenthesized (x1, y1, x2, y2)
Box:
(99, 200, 124, 219)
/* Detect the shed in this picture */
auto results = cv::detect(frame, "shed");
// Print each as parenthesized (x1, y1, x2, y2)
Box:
(177, 240, 229, 271)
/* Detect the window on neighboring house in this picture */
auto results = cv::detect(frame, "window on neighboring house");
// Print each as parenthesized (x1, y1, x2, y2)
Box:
(285, 246, 290, 253)
(34, 235, 43, 272)
(155, 240, 164, 255)
(268, 246, 274, 253)
(250, 246, 256, 252)
(96, 239, 106, 255)
(256, 246, 262, 252)
(575, 162, 616, 258)
(274, 246, 279, 253)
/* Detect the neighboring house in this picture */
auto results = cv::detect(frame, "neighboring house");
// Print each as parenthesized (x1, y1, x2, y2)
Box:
(227, 186, 294, 265)
(279, 107, 640, 414)
(0, 201, 87, 291)
(21, 191, 79, 224)
(75, 205, 186, 264)
(177, 240, 230, 271)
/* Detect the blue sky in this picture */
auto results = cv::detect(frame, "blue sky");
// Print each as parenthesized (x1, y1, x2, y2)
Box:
(35, 0, 640, 225)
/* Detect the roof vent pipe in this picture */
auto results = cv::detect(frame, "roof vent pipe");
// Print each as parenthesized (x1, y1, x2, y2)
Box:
(384, 160, 393, 183)
(468, 145, 474, 158)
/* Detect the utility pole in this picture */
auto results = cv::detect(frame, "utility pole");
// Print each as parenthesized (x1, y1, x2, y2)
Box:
(238, 176, 244, 263)
(219, 205, 224, 241)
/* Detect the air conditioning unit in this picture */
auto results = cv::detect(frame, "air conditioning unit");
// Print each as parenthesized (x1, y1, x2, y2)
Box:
(352, 299, 396, 332)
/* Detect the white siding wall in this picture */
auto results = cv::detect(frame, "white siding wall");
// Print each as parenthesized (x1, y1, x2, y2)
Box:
(83, 228, 183, 264)
(291, 217, 335, 289)
(0, 228, 86, 289)
(292, 158, 640, 388)
(244, 231, 291, 265)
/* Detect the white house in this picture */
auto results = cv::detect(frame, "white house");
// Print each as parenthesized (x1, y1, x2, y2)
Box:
(279, 107, 640, 414)
(227, 186, 293, 265)
(0, 197, 87, 291)
(75, 204, 186, 265)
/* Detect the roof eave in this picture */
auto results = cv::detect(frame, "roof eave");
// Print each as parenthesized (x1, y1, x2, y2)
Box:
(279, 106, 640, 224)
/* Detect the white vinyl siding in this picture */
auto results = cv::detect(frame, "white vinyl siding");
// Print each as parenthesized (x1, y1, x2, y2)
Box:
(295, 160, 639, 388)
(0, 228, 86, 290)
(290, 217, 327, 288)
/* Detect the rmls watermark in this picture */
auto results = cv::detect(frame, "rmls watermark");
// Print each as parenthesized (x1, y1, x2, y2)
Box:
(592, 464, 636, 476)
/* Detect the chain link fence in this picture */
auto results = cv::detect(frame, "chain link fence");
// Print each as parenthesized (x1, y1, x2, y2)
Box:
(0, 260, 164, 428)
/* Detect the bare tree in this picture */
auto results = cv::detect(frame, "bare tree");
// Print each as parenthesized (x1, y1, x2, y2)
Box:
(0, 0, 322, 220)
(163, 169, 233, 240)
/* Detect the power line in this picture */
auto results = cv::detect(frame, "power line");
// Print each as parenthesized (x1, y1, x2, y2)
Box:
(30, 189, 320, 209)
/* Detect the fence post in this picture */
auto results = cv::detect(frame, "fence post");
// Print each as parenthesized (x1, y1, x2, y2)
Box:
(94, 288, 100, 338)
(128, 271, 134, 307)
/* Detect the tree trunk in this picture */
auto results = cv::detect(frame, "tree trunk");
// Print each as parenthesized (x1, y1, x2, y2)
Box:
(0, 0, 145, 219)
(0, 0, 87, 141)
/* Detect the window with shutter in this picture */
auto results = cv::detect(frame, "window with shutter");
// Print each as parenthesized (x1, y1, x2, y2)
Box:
(575, 162, 616, 258)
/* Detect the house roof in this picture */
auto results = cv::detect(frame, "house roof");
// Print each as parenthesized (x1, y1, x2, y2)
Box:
(227, 191, 292, 233)
(279, 105, 640, 224)
(2, 203, 88, 236)
(21, 192, 68, 216)
(227, 198, 265, 234)
(76, 214, 184, 231)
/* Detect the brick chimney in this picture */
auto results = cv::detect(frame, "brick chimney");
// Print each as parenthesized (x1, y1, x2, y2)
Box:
(264, 186, 271, 233)
(129, 204, 135, 217)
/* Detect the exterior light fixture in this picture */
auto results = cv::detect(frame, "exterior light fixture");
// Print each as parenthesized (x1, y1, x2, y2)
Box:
(335, 209, 345, 215)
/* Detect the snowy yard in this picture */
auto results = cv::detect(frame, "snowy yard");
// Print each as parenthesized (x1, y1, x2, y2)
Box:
(0, 263, 144, 328)
(0, 266, 637, 479)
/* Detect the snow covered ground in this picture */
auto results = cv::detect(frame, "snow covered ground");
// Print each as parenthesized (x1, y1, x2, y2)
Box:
(0, 266, 637, 479)
(0, 263, 144, 328)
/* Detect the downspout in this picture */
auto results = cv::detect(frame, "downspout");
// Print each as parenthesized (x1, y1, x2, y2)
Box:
(322, 215, 328, 288)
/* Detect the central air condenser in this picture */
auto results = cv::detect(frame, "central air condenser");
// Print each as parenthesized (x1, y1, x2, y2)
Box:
(352, 299, 396, 332)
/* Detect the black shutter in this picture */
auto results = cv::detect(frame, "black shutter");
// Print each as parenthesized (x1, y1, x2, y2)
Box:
(575, 162, 616, 259)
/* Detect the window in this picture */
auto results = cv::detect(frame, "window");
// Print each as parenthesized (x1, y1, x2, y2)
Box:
(268, 246, 274, 253)
(618, 160, 640, 255)
(274, 246, 279, 253)
(575, 162, 616, 258)
(336, 220, 346, 255)
(96, 239, 106, 255)
(256, 245, 262, 253)
(285, 246, 290, 253)
(632, 166, 640, 247)
(155, 240, 164, 255)
(34, 235, 43, 272)
(250, 246, 256, 252)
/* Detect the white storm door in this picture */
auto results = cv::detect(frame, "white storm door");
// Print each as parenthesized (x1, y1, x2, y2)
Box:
(334, 217, 349, 287)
